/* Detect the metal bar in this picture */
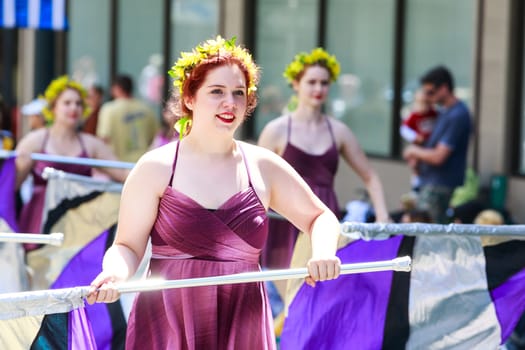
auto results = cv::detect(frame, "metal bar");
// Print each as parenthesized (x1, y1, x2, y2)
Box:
(0, 257, 411, 320)
(0, 150, 135, 169)
(0, 286, 88, 320)
(0, 232, 63, 246)
(42, 167, 124, 193)
(117, 256, 411, 293)
(342, 222, 525, 238)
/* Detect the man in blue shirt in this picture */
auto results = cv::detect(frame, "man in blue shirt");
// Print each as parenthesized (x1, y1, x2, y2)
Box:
(403, 66, 472, 223)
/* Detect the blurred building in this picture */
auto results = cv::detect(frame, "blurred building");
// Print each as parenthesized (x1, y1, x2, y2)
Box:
(1, 0, 525, 221)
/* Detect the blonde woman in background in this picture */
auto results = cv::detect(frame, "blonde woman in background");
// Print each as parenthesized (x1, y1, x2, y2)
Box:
(15, 76, 128, 245)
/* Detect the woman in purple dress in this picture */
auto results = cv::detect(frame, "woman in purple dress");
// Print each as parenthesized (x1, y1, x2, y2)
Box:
(258, 48, 390, 269)
(15, 76, 129, 244)
(149, 102, 179, 150)
(87, 37, 342, 349)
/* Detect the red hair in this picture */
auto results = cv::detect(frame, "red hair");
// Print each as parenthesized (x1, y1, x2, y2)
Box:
(173, 55, 259, 120)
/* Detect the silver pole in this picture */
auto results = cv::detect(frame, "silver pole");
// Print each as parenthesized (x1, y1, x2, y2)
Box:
(0, 232, 64, 246)
(42, 167, 124, 193)
(342, 222, 525, 238)
(117, 256, 411, 293)
(0, 257, 411, 320)
(0, 150, 135, 169)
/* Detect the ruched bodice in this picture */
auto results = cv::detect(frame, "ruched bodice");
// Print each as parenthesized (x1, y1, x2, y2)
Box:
(281, 116, 339, 213)
(19, 130, 92, 236)
(126, 141, 275, 350)
(150, 185, 268, 263)
(282, 143, 338, 188)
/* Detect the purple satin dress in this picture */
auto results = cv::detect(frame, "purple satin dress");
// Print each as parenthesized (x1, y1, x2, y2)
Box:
(18, 131, 91, 239)
(261, 116, 339, 269)
(126, 142, 275, 350)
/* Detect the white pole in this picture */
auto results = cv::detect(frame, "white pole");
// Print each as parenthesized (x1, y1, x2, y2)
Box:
(0, 232, 64, 246)
(117, 256, 411, 293)
(0, 150, 135, 169)
(0, 257, 411, 320)
(342, 222, 525, 238)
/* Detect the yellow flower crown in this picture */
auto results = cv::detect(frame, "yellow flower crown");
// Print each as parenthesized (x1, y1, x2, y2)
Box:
(41, 75, 90, 123)
(168, 36, 259, 96)
(168, 36, 259, 139)
(283, 48, 341, 84)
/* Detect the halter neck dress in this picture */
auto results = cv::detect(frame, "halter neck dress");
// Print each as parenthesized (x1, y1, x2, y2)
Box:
(125, 141, 275, 350)
(261, 116, 340, 269)
(18, 130, 92, 239)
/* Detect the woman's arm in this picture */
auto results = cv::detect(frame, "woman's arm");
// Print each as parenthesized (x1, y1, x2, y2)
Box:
(337, 122, 390, 222)
(84, 133, 130, 182)
(257, 117, 287, 155)
(403, 143, 451, 166)
(257, 147, 341, 286)
(87, 152, 168, 303)
(14, 130, 44, 189)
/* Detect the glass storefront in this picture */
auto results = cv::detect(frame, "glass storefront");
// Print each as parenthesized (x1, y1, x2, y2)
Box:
(252, 0, 475, 157)
(326, 0, 395, 155)
(68, 0, 111, 89)
(253, 0, 319, 137)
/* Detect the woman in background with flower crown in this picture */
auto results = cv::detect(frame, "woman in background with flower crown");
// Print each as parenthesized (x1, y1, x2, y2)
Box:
(87, 37, 341, 349)
(258, 48, 390, 270)
(15, 76, 129, 245)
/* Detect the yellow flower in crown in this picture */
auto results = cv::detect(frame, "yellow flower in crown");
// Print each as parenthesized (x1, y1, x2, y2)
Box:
(168, 36, 259, 96)
(283, 47, 341, 84)
(41, 75, 90, 123)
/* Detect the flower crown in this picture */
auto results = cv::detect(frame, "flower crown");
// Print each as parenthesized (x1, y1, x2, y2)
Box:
(283, 48, 341, 84)
(168, 36, 259, 139)
(41, 75, 90, 123)
(168, 36, 259, 96)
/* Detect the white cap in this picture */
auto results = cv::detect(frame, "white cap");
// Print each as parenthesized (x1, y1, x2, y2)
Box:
(21, 98, 47, 116)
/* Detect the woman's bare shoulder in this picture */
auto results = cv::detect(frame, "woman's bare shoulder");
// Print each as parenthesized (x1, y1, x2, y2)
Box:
(79, 132, 105, 147)
(257, 115, 289, 151)
(139, 141, 178, 168)
(261, 115, 288, 134)
(126, 142, 178, 192)
(326, 116, 356, 140)
(16, 128, 47, 151)
(238, 140, 291, 173)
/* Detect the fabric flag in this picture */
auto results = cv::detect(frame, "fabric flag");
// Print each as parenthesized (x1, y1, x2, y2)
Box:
(0, 309, 97, 350)
(0, 0, 67, 30)
(0, 158, 93, 349)
(281, 233, 525, 349)
(0, 157, 30, 293)
(0, 171, 127, 349)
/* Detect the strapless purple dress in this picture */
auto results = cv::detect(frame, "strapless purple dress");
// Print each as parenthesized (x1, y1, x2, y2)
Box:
(261, 116, 339, 269)
(18, 130, 91, 239)
(126, 141, 275, 350)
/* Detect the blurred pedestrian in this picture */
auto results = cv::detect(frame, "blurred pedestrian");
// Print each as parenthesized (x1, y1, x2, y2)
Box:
(82, 85, 104, 135)
(96, 74, 158, 162)
(15, 76, 129, 244)
(149, 98, 179, 149)
(21, 98, 47, 131)
(403, 66, 472, 223)
(400, 89, 438, 191)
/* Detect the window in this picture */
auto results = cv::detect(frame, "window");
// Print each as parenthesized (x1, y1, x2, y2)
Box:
(117, 0, 164, 113)
(253, 0, 319, 138)
(326, 0, 395, 155)
(249, 0, 476, 157)
(519, 11, 525, 174)
(402, 0, 476, 116)
(68, 0, 111, 88)
(170, 0, 219, 58)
